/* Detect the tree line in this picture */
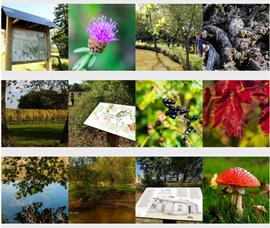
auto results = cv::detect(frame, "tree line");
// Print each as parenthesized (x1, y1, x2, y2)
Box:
(136, 157, 202, 187)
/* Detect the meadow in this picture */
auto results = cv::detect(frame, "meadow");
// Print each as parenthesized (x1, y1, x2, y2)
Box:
(6, 109, 68, 147)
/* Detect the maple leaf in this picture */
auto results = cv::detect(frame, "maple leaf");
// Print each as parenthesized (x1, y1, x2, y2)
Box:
(228, 80, 253, 103)
(211, 85, 244, 138)
(256, 107, 269, 136)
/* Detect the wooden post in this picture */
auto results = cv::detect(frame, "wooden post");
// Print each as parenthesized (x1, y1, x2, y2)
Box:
(163, 219, 177, 223)
(106, 132, 119, 147)
(46, 29, 52, 71)
(5, 16, 13, 71)
(194, 41, 198, 55)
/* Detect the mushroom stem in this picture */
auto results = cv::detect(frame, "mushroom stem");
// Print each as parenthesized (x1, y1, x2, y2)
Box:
(228, 185, 244, 215)
(231, 192, 243, 214)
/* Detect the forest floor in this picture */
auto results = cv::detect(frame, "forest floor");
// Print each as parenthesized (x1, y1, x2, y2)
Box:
(68, 96, 136, 147)
(7, 123, 66, 147)
(1, 53, 68, 71)
(136, 41, 202, 71)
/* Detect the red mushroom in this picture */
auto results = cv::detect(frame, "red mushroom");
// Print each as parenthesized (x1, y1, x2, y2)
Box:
(215, 167, 260, 214)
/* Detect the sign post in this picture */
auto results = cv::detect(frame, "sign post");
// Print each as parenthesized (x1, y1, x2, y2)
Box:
(2, 6, 61, 71)
(84, 102, 136, 147)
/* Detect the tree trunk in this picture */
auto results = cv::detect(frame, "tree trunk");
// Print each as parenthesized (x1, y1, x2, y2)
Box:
(185, 41, 190, 70)
(60, 116, 68, 144)
(2, 81, 9, 147)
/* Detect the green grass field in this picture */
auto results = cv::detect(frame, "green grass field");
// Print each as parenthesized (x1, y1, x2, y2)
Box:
(136, 41, 202, 71)
(7, 123, 66, 147)
(1, 53, 68, 71)
(203, 157, 269, 223)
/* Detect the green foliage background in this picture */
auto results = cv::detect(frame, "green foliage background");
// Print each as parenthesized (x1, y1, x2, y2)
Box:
(69, 4, 135, 70)
(136, 80, 203, 147)
(203, 157, 269, 223)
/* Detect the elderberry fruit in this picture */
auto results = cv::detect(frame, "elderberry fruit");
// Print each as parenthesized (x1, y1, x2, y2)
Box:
(167, 99, 172, 104)
(199, 120, 203, 124)
(187, 128, 192, 132)
(193, 116, 198, 120)
(180, 110, 185, 114)
(148, 124, 153, 130)
(163, 98, 168, 103)
(181, 140, 186, 145)
(171, 100, 176, 104)
(170, 106, 176, 111)
(155, 120, 161, 126)
(184, 114, 188, 119)
(165, 111, 169, 116)
(183, 136, 187, 140)
(165, 103, 170, 108)
(189, 116, 193, 121)
(185, 131, 189, 135)
(171, 115, 176, 119)
(187, 121, 191, 125)
(176, 106, 181, 111)
(185, 108, 189, 113)
(158, 137, 164, 143)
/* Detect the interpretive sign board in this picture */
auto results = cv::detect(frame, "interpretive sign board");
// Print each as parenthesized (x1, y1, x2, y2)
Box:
(84, 102, 136, 141)
(136, 187, 202, 221)
(12, 28, 47, 62)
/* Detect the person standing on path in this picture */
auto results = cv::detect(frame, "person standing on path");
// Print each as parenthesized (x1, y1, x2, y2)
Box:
(70, 92, 75, 106)
(198, 34, 203, 56)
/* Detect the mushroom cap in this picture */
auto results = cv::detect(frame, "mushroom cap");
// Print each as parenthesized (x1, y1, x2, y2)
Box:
(215, 167, 260, 188)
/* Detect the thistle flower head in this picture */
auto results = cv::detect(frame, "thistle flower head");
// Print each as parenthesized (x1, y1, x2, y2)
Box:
(85, 16, 118, 44)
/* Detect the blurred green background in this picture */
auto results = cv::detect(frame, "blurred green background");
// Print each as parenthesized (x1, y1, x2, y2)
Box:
(203, 81, 269, 147)
(69, 4, 135, 70)
(136, 80, 203, 147)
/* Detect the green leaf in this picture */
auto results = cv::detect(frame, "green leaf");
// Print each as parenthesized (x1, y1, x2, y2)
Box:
(88, 54, 97, 68)
(73, 47, 90, 53)
(72, 54, 92, 71)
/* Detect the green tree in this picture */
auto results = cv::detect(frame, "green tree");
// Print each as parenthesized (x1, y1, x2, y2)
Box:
(98, 157, 135, 191)
(70, 83, 83, 92)
(18, 90, 67, 110)
(68, 157, 102, 202)
(2, 157, 68, 199)
(51, 4, 68, 57)
(161, 4, 203, 69)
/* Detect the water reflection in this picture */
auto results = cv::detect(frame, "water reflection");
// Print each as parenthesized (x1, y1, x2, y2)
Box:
(136, 49, 184, 71)
(2, 182, 68, 223)
(69, 205, 135, 223)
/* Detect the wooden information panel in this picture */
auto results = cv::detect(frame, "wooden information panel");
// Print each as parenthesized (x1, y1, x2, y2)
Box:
(12, 28, 47, 62)
(136, 187, 202, 221)
(84, 102, 136, 141)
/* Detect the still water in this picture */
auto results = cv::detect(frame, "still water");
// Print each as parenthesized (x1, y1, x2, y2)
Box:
(136, 49, 184, 71)
(69, 205, 135, 223)
(2, 181, 68, 223)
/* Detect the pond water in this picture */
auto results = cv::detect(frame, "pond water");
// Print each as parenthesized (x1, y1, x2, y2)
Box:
(2, 181, 68, 223)
(69, 205, 135, 223)
(136, 49, 184, 71)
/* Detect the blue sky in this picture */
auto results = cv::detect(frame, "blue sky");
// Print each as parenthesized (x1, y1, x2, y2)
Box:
(136, 162, 144, 177)
(2, 4, 58, 22)
(69, 80, 83, 85)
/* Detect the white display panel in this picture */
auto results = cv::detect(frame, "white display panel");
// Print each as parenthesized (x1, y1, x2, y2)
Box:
(12, 28, 47, 62)
(84, 102, 136, 141)
(136, 187, 203, 221)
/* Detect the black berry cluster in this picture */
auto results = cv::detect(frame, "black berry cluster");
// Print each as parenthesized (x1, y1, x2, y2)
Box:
(162, 98, 203, 146)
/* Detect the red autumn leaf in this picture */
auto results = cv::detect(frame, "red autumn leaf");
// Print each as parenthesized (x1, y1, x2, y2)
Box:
(256, 107, 270, 136)
(228, 80, 253, 103)
(203, 87, 213, 126)
(251, 81, 270, 104)
(211, 85, 245, 138)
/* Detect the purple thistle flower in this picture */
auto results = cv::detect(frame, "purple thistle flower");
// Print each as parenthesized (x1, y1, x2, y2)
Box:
(85, 16, 118, 44)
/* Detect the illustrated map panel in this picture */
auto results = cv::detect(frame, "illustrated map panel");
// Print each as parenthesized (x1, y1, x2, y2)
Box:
(84, 102, 136, 141)
(136, 187, 202, 221)
(12, 29, 47, 62)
